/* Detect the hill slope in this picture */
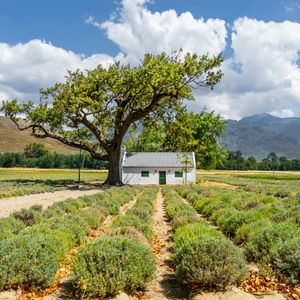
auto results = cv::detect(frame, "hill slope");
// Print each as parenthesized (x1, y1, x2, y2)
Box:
(0, 116, 77, 154)
(220, 113, 300, 160)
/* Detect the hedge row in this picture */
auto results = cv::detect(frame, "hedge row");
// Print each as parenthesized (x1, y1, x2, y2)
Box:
(178, 186, 300, 284)
(0, 186, 138, 291)
(71, 187, 158, 299)
(0, 187, 137, 241)
(163, 187, 248, 289)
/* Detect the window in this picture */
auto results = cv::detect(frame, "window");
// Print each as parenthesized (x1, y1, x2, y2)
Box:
(141, 171, 149, 177)
(175, 171, 183, 177)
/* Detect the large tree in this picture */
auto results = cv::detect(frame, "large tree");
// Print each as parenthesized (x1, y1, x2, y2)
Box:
(1, 52, 223, 185)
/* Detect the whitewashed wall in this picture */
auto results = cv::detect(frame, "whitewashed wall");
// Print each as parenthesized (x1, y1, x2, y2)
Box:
(122, 167, 196, 185)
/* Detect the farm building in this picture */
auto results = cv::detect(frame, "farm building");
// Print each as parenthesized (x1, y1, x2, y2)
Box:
(121, 151, 196, 185)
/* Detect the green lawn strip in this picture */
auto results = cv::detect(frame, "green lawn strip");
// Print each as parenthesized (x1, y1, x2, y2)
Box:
(71, 187, 158, 299)
(177, 186, 300, 284)
(0, 186, 139, 291)
(202, 175, 299, 198)
(162, 187, 247, 290)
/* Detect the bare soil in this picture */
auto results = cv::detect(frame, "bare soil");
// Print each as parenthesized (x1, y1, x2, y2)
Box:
(144, 190, 190, 300)
(0, 187, 103, 218)
(198, 181, 236, 189)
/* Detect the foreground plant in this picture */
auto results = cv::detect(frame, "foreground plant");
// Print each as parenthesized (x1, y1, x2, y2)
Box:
(72, 236, 155, 298)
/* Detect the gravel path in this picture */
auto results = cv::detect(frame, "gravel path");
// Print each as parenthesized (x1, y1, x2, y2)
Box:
(0, 188, 102, 218)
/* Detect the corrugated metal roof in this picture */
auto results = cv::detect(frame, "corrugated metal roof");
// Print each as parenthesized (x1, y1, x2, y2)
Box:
(123, 152, 195, 167)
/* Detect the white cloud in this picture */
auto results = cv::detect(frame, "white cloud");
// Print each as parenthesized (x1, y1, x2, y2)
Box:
(100, 0, 227, 64)
(193, 17, 300, 119)
(85, 15, 102, 29)
(2, 1, 300, 120)
(270, 109, 295, 118)
(0, 39, 114, 102)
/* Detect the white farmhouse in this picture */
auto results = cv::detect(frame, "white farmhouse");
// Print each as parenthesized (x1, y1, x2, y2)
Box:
(121, 151, 196, 185)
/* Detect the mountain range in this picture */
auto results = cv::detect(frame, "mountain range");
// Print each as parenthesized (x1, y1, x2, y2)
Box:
(220, 113, 300, 161)
(1, 113, 300, 161)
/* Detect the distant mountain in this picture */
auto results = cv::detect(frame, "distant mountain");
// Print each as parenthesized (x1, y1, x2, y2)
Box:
(0, 116, 76, 154)
(220, 113, 300, 161)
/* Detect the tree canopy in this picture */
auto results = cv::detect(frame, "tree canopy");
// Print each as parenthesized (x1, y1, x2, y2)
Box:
(125, 109, 226, 169)
(1, 51, 223, 184)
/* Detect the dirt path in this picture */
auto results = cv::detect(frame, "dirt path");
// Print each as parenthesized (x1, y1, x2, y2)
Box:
(0, 187, 102, 218)
(144, 190, 189, 300)
(198, 181, 236, 189)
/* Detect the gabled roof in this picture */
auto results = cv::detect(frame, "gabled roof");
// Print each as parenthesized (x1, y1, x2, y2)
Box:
(123, 152, 195, 168)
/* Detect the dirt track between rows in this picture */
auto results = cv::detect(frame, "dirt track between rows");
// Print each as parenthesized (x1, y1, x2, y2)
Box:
(0, 187, 102, 218)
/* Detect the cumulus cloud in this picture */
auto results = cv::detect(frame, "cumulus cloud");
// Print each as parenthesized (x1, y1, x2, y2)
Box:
(100, 0, 227, 64)
(194, 17, 300, 119)
(0, 39, 114, 102)
(2, 0, 300, 120)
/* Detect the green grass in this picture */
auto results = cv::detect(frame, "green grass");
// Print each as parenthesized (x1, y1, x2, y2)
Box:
(0, 168, 108, 199)
(0, 168, 107, 182)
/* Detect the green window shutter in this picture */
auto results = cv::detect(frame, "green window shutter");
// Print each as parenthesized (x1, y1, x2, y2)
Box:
(141, 171, 149, 177)
(175, 171, 183, 177)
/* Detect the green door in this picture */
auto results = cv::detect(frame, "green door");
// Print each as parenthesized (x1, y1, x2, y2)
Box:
(159, 171, 166, 185)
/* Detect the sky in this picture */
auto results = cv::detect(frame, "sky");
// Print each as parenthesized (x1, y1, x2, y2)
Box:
(1, 0, 300, 119)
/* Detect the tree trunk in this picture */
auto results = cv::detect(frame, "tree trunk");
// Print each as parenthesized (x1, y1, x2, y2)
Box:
(105, 145, 123, 185)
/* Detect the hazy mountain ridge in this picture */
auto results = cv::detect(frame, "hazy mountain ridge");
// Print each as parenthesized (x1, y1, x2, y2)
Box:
(220, 113, 300, 160)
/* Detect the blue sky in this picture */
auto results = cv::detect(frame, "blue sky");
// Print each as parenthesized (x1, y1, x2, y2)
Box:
(1, 0, 299, 56)
(0, 0, 300, 119)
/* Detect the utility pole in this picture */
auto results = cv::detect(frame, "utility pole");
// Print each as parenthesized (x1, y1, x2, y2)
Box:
(78, 148, 82, 186)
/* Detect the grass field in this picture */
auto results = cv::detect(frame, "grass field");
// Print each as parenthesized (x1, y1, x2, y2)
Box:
(0, 168, 107, 181)
(199, 169, 300, 197)
(0, 168, 108, 199)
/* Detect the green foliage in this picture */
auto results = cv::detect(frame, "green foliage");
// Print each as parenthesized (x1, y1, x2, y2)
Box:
(24, 143, 49, 158)
(245, 222, 299, 262)
(0, 186, 139, 290)
(0, 216, 26, 241)
(110, 214, 153, 241)
(72, 236, 155, 298)
(0, 228, 72, 290)
(126, 109, 226, 169)
(173, 224, 247, 288)
(271, 238, 300, 284)
(12, 207, 43, 226)
(217, 150, 300, 171)
(164, 189, 199, 229)
(0, 151, 108, 169)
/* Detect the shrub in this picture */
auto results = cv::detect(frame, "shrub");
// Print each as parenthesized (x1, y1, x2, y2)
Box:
(110, 215, 152, 241)
(0, 216, 26, 241)
(245, 222, 300, 262)
(43, 216, 87, 245)
(173, 223, 222, 251)
(12, 207, 43, 226)
(216, 209, 257, 238)
(72, 236, 155, 298)
(235, 219, 270, 245)
(173, 225, 247, 288)
(0, 228, 72, 290)
(271, 238, 300, 284)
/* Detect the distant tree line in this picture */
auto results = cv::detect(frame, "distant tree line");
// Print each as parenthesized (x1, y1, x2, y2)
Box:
(0, 143, 108, 169)
(217, 150, 300, 170)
